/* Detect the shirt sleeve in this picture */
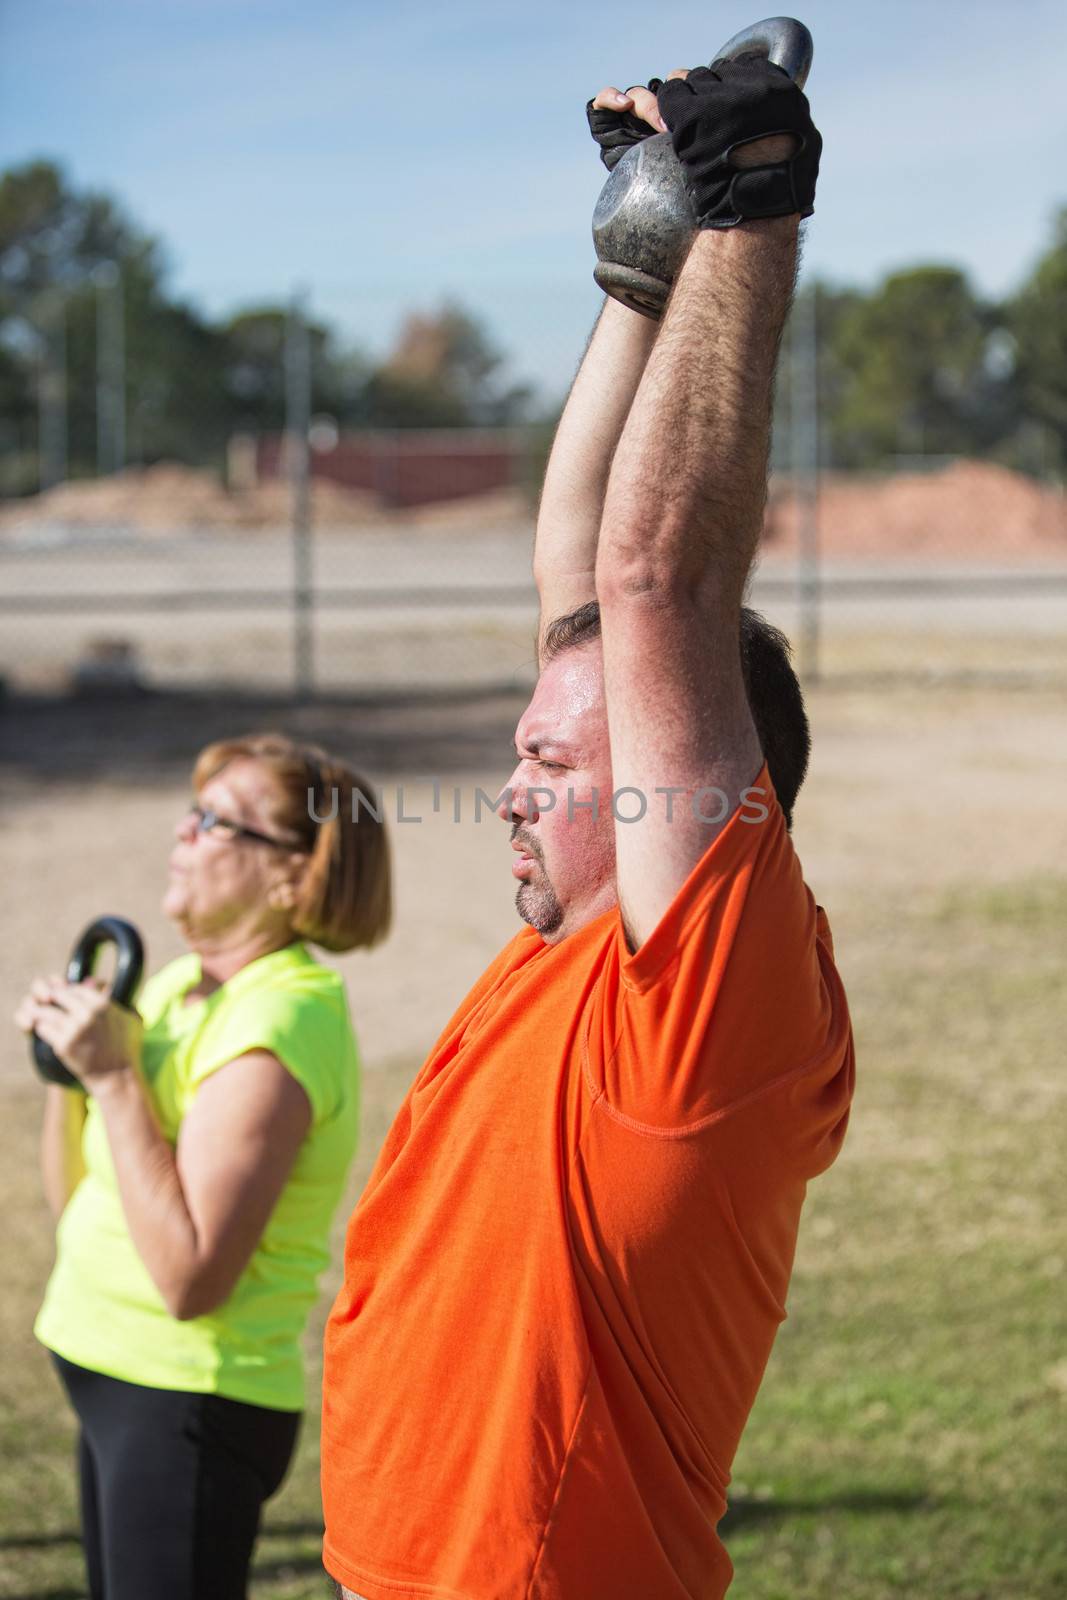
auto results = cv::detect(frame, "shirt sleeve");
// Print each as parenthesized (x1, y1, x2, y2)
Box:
(134, 956, 197, 1029)
(182, 972, 358, 1128)
(584, 767, 854, 1163)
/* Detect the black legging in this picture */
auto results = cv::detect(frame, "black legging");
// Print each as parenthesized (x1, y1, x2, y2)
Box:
(51, 1351, 301, 1600)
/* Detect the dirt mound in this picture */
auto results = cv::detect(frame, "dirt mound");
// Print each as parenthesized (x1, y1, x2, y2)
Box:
(4, 458, 1065, 559)
(766, 461, 1067, 561)
(0, 461, 385, 534)
(238, 477, 387, 528)
(0, 462, 529, 538)
(398, 486, 533, 530)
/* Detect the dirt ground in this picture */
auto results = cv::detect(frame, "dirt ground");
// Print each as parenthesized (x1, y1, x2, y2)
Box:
(3, 673, 1066, 1599)
(2, 676, 1064, 1086)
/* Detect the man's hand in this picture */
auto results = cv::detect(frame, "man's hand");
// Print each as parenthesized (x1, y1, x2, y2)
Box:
(658, 58, 821, 227)
(586, 80, 668, 169)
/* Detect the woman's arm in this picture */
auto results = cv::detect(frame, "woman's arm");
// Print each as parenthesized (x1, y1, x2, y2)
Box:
(18, 974, 312, 1320)
(92, 1052, 311, 1320)
(40, 1084, 88, 1222)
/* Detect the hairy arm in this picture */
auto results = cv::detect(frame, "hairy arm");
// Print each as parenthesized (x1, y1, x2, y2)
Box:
(596, 210, 799, 947)
(534, 296, 657, 638)
(533, 82, 662, 641)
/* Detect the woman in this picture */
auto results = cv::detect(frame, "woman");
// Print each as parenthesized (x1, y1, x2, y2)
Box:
(15, 732, 391, 1600)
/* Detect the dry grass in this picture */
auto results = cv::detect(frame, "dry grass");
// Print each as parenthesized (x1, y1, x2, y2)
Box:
(1, 675, 1065, 1598)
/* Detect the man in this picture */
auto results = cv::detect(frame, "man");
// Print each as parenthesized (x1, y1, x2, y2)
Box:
(322, 57, 853, 1600)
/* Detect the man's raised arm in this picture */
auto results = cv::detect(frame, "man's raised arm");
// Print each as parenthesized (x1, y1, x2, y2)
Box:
(594, 61, 821, 949)
(533, 83, 662, 641)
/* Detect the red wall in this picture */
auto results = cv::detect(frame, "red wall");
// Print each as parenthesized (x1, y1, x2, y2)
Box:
(257, 431, 523, 509)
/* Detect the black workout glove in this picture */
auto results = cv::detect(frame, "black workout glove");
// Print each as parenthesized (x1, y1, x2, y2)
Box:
(586, 78, 664, 171)
(657, 57, 821, 227)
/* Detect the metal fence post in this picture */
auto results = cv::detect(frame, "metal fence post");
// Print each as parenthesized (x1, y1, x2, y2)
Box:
(94, 262, 126, 476)
(790, 283, 821, 682)
(37, 292, 68, 491)
(285, 287, 314, 699)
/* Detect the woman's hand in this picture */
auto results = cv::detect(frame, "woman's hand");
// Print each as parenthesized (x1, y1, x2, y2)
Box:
(15, 975, 142, 1092)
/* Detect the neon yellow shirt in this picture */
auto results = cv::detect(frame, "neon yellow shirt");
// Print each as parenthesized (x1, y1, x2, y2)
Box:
(35, 941, 360, 1411)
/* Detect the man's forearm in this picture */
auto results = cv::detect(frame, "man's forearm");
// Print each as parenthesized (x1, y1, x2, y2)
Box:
(534, 296, 657, 628)
(597, 218, 799, 600)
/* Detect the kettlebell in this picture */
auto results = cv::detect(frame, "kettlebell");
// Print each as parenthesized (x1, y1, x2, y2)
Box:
(592, 15, 814, 319)
(32, 916, 145, 1089)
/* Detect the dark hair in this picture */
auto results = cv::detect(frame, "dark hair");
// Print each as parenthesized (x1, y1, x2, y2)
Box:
(540, 602, 810, 829)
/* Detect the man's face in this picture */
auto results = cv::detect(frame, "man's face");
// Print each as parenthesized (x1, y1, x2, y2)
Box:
(497, 642, 617, 943)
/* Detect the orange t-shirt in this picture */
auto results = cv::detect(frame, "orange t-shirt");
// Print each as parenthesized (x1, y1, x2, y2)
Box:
(321, 769, 854, 1599)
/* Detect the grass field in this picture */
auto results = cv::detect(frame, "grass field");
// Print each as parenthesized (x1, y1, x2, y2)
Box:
(1, 678, 1065, 1599)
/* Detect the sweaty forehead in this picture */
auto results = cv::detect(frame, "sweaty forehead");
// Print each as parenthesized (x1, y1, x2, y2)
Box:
(515, 647, 606, 754)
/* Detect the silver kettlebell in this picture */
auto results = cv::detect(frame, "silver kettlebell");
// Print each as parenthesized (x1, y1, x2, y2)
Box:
(592, 16, 813, 319)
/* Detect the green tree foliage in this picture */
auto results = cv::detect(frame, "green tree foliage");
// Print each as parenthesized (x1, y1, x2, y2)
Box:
(3, 160, 1064, 495)
(0, 161, 241, 485)
(0, 332, 36, 481)
(56, 275, 232, 473)
(771, 283, 865, 475)
(0, 159, 155, 305)
(1008, 207, 1067, 473)
(0, 162, 531, 494)
(0, 161, 166, 490)
(222, 307, 359, 433)
(818, 266, 1007, 468)
(360, 303, 532, 428)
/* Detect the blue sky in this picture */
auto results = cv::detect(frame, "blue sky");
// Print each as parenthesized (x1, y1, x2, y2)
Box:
(2, 0, 1064, 400)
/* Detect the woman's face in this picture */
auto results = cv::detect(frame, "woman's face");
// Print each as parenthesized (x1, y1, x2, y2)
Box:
(163, 758, 305, 944)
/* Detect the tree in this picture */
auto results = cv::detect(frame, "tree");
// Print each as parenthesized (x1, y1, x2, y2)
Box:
(0, 160, 192, 485)
(0, 160, 162, 308)
(0, 334, 36, 491)
(0, 163, 368, 482)
(1008, 208, 1067, 474)
(222, 307, 358, 435)
(820, 266, 1006, 468)
(771, 282, 865, 475)
(360, 302, 531, 428)
(1, 164, 548, 492)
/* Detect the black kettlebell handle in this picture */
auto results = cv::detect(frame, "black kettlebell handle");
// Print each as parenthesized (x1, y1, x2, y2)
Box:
(32, 917, 145, 1090)
(712, 16, 813, 89)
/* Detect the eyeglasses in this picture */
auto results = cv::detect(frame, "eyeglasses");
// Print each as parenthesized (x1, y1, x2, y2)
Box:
(185, 805, 299, 850)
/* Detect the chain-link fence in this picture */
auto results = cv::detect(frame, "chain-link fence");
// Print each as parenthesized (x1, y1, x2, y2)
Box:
(2, 286, 1066, 700)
